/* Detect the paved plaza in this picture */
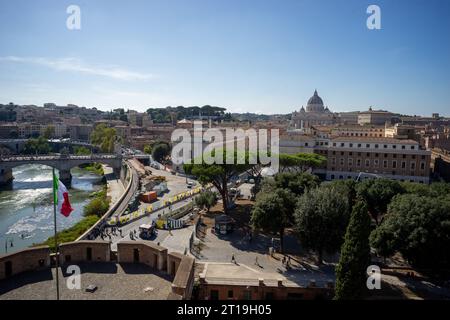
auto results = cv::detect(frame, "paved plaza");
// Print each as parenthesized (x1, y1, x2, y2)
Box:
(0, 262, 174, 300)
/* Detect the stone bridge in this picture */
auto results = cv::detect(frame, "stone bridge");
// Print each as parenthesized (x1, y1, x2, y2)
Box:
(0, 154, 122, 186)
(0, 139, 100, 154)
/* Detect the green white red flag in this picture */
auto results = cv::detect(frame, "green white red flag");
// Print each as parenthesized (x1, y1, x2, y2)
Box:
(52, 171, 73, 217)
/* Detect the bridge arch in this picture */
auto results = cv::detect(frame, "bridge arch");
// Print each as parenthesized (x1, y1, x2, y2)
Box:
(0, 154, 122, 186)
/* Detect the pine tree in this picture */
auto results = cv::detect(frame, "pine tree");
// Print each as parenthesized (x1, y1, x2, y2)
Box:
(334, 200, 371, 299)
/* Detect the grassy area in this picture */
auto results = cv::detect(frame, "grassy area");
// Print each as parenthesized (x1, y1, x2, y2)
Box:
(35, 215, 100, 252)
(79, 163, 104, 175)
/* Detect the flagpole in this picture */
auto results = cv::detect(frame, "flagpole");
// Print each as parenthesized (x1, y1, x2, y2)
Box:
(52, 168, 60, 300)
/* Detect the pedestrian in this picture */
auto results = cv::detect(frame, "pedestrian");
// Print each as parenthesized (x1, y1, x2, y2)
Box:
(254, 256, 259, 266)
(282, 256, 286, 266)
(231, 253, 236, 264)
(286, 256, 291, 268)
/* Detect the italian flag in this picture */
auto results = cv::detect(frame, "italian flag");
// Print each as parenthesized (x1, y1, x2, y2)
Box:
(53, 171, 74, 217)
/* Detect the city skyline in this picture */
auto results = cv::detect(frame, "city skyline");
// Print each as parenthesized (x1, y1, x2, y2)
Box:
(0, 0, 449, 116)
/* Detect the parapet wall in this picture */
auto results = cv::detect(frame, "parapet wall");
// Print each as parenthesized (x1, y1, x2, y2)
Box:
(59, 240, 111, 264)
(0, 246, 50, 280)
(0, 240, 195, 300)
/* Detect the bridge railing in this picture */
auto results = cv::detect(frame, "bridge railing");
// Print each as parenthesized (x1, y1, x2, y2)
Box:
(0, 153, 121, 162)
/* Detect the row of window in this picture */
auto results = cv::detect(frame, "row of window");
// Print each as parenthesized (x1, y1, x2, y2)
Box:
(330, 174, 425, 183)
(332, 142, 417, 150)
(331, 158, 426, 170)
(331, 151, 426, 160)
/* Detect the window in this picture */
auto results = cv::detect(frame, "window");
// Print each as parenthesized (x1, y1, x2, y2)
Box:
(383, 160, 388, 168)
(243, 290, 252, 300)
(305, 143, 308, 147)
(375, 144, 379, 148)
(341, 152, 344, 156)
(340, 158, 344, 166)
(228, 290, 234, 299)
(374, 159, 379, 167)
(411, 162, 416, 170)
(333, 143, 336, 147)
(357, 159, 361, 167)
(358, 144, 362, 148)
(393, 145, 397, 149)
(332, 158, 336, 165)
(365, 159, 370, 167)
(341, 143, 345, 147)
(210, 290, 219, 300)
(349, 143, 353, 147)
(411, 146, 415, 150)
(392, 161, 397, 169)
(401, 145, 405, 150)
(401, 162, 406, 169)
(384, 145, 388, 148)
(348, 158, 353, 166)
(420, 162, 425, 170)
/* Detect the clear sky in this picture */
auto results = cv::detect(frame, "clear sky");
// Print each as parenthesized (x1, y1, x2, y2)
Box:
(0, 0, 449, 116)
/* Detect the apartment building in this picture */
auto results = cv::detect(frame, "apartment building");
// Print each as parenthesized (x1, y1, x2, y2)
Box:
(327, 137, 430, 183)
(331, 125, 385, 138)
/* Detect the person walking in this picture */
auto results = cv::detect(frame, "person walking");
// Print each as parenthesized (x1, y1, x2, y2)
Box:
(231, 253, 236, 264)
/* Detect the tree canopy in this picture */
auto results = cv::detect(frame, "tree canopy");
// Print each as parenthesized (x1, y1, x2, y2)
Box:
(184, 149, 252, 214)
(294, 185, 351, 264)
(356, 178, 405, 225)
(370, 194, 450, 271)
(251, 188, 296, 252)
(335, 201, 372, 300)
(279, 153, 326, 173)
(90, 124, 117, 153)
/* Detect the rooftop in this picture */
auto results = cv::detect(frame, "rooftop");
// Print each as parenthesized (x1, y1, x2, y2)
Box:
(0, 262, 174, 300)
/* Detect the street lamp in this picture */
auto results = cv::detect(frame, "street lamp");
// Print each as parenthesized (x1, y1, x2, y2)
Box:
(4, 237, 14, 254)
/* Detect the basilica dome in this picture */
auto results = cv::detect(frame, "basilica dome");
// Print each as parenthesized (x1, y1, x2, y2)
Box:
(306, 90, 325, 112)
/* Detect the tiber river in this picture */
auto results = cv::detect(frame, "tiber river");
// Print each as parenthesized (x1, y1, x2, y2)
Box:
(0, 164, 103, 254)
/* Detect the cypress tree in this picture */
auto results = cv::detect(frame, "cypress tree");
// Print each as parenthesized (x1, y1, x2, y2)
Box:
(334, 200, 372, 299)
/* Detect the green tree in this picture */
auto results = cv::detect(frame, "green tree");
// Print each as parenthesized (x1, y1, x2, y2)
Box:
(279, 153, 326, 173)
(335, 201, 372, 300)
(143, 144, 152, 155)
(74, 146, 91, 155)
(370, 194, 450, 270)
(42, 125, 55, 139)
(90, 124, 116, 153)
(251, 188, 296, 252)
(272, 172, 320, 195)
(151, 142, 171, 162)
(195, 190, 218, 212)
(295, 185, 350, 264)
(184, 149, 252, 214)
(356, 178, 404, 225)
(23, 136, 51, 154)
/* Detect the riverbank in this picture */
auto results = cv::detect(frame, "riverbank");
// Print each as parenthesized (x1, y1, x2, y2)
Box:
(0, 165, 103, 254)
(33, 168, 111, 251)
(79, 163, 104, 176)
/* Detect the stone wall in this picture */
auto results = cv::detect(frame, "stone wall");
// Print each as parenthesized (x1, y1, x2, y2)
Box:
(117, 241, 167, 271)
(0, 246, 50, 280)
(198, 277, 334, 300)
(58, 241, 110, 264)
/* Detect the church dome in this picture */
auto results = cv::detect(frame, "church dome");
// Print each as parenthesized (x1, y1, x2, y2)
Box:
(307, 90, 324, 106)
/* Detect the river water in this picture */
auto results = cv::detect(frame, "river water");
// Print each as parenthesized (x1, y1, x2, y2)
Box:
(0, 164, 103, 254)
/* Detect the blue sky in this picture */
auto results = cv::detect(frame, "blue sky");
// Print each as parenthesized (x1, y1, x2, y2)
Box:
(0, 0, 449, 115)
